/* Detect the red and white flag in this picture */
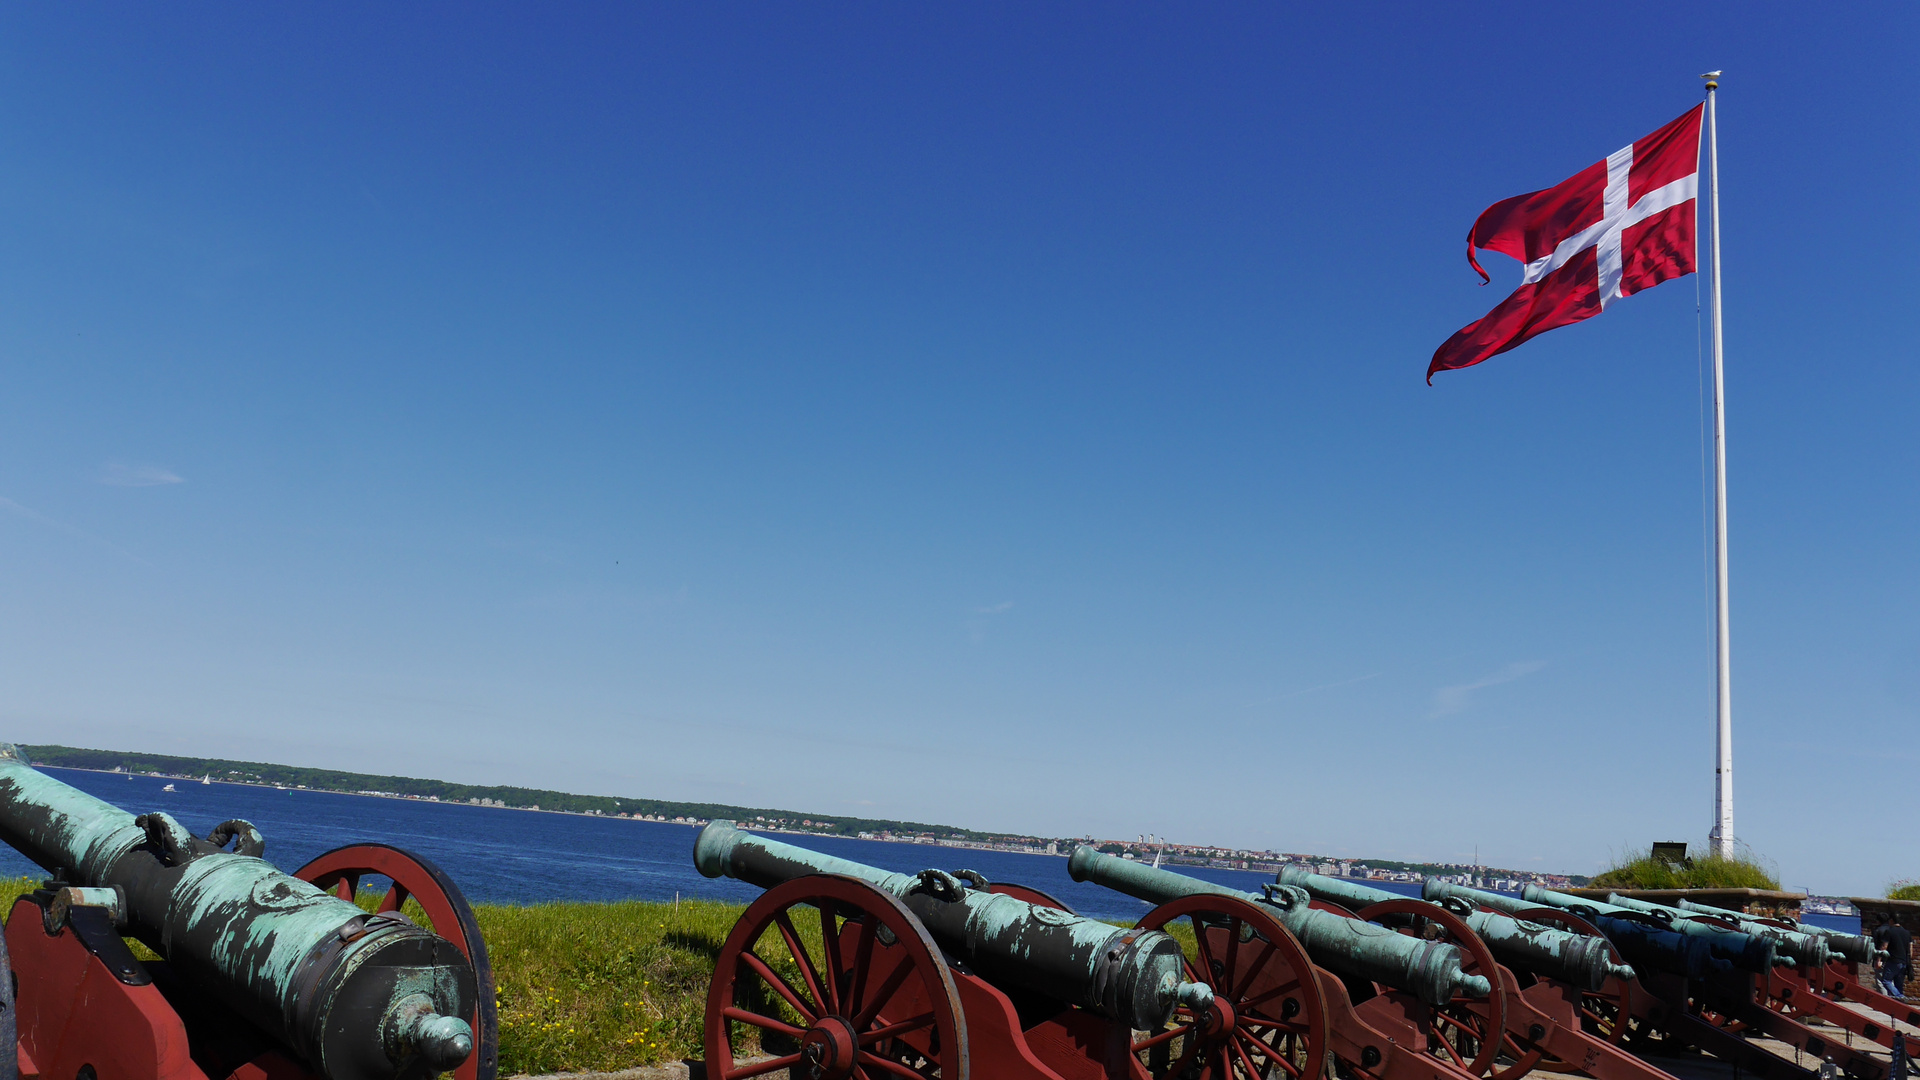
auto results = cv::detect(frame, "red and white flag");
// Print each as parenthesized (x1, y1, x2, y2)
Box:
(1428, 105, 1704, 383)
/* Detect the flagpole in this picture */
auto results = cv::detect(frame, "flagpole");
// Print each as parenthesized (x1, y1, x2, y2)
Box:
(1702, 73, 1735, 861)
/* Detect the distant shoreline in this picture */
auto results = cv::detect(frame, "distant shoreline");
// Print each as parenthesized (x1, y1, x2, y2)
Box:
(24, 744, 1582, 887)
(45, 764, 1081, 854)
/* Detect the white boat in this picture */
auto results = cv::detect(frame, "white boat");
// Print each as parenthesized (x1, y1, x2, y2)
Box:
(202, 775, 211, 785)
(162, 783, 176, 792)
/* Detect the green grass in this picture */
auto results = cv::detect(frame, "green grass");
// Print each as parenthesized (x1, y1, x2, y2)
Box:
(1888, 881, 1920, 901)
(346, 889, 761, 1072)
(468, 896, 753, 1073)
(1590, 849, 1780, 890)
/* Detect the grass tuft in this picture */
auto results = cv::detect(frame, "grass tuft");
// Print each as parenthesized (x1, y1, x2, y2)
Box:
(1888, 880, 1920, 901)
(1590, 847, 1779, 890)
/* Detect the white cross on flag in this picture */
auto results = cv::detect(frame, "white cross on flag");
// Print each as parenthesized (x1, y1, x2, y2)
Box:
(1428, 105, 1704, 382)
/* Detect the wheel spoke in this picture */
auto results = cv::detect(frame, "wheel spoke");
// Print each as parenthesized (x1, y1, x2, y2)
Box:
(1224, 917, 1243, 988)
(721, 1006, 808, 1040)
(738, 951, 818, 1023)
(1165, 1037, 1201, 1077)
(1133, 1022, 1198, 1052)
(1433, 1010, 1480, 1035)
(1232, 940, 1278, 1002)
(1240, 1030, 1304, 1080)
(725, 1052, 805, 1079)
(1239, 1015, 1309, 1035)
(858, 1050, 938, 1078)
(1191, 916, 1223, 986)
(1229, 1034, 1264, 1079)
(1238, 978, 1300, 1014)
(851, 955, 919, 1031)
(773, 909, 830, 1015)
(819, 903, 845, 1016)
(848, 916, 879, 1019)
(859, 1012, 937, 1045)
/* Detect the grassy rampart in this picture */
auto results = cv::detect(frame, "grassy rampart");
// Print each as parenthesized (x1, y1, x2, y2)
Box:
(1589, 850, 1779, 890)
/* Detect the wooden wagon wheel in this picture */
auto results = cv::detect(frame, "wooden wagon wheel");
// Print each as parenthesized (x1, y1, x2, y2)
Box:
(1133, 893, 1330, 1080)
(1357, 899, 1510, 1078)
(1509, 907, 1637, 1065)
(705, 874, 968, 1080)
(296, 843, 496, 1080)
(983, 881, 1077, 913)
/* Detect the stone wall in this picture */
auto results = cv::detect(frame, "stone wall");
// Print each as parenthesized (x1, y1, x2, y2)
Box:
(1852, 898, 1920, 999)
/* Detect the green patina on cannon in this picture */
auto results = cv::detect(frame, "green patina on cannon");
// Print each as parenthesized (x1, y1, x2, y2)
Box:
(693, 819, 1214, 1030)
(1424, 880, 1733, 979)
(1274, 866, 1636, 990)
(1673, 898, 1877, 966)
(1601, 893, 1830, 969)
(1068, 845, 1491, 1006)
(0, 744, 476, 1080)
(1518, 884, 1777, 974)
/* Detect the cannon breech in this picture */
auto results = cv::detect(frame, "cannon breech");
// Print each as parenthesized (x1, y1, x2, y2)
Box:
(0, 744, 476, 1080)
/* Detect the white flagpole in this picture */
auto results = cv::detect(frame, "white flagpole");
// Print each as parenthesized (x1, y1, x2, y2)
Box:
(1702, 73, 1735, 860)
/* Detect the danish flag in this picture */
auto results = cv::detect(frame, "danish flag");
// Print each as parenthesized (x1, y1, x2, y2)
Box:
(1428, 105, 1704, 383)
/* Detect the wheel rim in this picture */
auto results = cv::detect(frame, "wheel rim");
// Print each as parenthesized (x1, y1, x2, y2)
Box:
(295, 843, 498, 1080)
(1357, 900, 1509, 1077)
(705, 874, 968, 1080)
(1133, 893, 1329, 1080)
(1509, 907, 1636, 1062)
(982, 882, 1076, 913)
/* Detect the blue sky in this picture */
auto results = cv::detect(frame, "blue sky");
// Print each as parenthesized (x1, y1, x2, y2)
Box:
(2, 4, 1914, 895)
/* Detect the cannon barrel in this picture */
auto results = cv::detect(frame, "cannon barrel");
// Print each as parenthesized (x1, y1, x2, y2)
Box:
(1604, 893, 1828, 969)
(1424, 881, 1734, 980)
(1519, 885, 1776, 973)
(1068, 846, 1490, 1006)
(1275, 867, 1635, 991)
(0, 745, 474, 1080)
(693, 820, 1206, 1030)
(1674, 900, 1876, 965)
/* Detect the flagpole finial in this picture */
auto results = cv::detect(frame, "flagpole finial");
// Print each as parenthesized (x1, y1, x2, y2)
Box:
(1700, 70, 1722, 91)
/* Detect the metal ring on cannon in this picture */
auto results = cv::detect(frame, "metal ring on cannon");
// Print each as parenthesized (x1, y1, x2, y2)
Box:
(1133, 894, 1329, 1080)
(296, 843, 500, 1080)
(1356, 899, 1509, 1078)
(703, 874, 968, 1080)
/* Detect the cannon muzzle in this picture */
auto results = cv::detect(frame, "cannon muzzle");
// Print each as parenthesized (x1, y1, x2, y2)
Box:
(1275, 866, 1635, 990)
(0, 745, 474, 1080)
(1675, 899, 1875, 966)
(1069, 846, 1490, 1005)
(695, 820, 1198, 1030)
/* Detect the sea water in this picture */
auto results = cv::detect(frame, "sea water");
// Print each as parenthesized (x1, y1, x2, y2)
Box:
(0, 768, 1860, 934)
